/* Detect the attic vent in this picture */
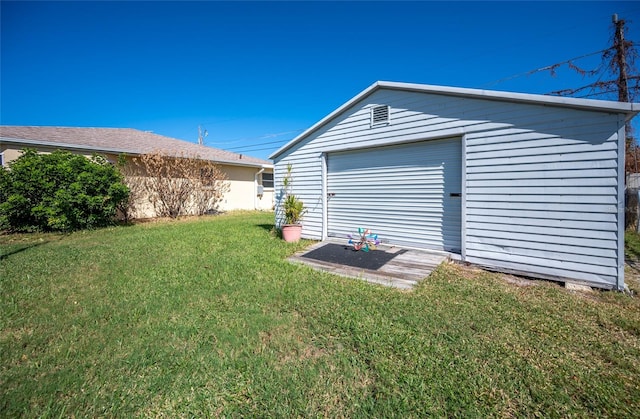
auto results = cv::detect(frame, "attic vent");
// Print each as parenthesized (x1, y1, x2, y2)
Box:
(371, 105, 390, 126)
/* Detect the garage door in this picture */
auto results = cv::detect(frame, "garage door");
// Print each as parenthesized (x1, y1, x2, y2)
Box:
(327, 138, 462, 252)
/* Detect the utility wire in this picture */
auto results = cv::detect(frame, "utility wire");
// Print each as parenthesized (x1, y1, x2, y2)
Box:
(227, 138, 293, 153)
(577, 89, 619, 99)
(213, 129, 304, 149)
(227, 138, 292, 151)
(480, 48, 612, 89)
(584, 61, 608, 99)
(229, 145, 285, 153)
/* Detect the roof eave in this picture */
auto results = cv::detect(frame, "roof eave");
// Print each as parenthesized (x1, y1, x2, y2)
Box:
(269, 81, 640, 160)
(0, 137, 138, 155)
(377, 81, 639, 114)
(216, 160, 273, 169)
(1, 136, 274, 168)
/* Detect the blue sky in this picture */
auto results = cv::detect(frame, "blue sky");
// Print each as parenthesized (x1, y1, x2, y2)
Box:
(2, 1, 639, 160)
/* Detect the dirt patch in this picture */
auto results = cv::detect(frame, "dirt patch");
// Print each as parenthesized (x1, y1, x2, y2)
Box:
(491, 272, 543, 287)
(452, 262, 543, 288)
(625, 260, 640, 295)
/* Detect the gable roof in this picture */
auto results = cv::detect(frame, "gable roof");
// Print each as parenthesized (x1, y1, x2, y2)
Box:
(0, 126, 272, 168)
(270, 80, 640, 159)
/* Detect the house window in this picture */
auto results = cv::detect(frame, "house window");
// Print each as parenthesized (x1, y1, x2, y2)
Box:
(371, 105, 390, 127)
(262, 172, 274, 189)
(0, 153, 3, 168)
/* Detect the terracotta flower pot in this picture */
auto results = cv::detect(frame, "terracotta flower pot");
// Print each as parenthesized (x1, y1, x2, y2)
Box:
(282, 224, 302, 242)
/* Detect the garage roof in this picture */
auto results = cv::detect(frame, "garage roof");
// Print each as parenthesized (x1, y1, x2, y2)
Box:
(270, 81, 639, 159)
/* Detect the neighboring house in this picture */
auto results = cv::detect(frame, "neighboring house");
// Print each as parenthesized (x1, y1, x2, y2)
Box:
(627, 173, 640, 189)
(270, 81, 639, 290)
(0, 126, 274, 215)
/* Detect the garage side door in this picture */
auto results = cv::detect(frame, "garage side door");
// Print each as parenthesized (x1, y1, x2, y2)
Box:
(327, 138, 462, 252)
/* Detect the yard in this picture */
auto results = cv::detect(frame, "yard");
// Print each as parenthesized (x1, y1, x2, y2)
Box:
(1, 212, 639, 417)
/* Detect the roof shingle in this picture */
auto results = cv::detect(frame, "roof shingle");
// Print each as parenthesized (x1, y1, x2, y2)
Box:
(0, 126, 271, 167)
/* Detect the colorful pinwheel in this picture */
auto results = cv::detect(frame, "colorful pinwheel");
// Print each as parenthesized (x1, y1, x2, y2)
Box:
(347, 228, 381, 252)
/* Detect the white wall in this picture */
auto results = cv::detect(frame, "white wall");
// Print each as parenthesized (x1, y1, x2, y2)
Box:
(462, 108, 621, 289)
(218, 165, 274, 211)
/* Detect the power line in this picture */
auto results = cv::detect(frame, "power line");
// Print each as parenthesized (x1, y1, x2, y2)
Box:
(545, 15, 638, 102)
(227, 138, 292, 151)
(480, 48, 612, 89)
(212, 129, 305, 148)
(473, 5, 640, 88)
(229, 145, 284, 154)
(226, 138, 294, 153)
(483, 14, 638, 105)
(550, 75, 640, 97)
(576, 89, 619, 98)
(584, 59, 608, 99)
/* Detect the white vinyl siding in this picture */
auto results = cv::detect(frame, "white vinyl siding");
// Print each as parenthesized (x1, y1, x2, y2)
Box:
(273, 87, 628, 289)
(464, 122, 621, 288)
(327, 139, 461, 251)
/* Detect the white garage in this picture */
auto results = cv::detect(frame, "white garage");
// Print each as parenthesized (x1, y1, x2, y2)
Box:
(270, 81, 639, 290)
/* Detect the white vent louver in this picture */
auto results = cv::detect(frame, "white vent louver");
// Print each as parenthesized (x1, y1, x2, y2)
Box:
(371, 105, 390, 126)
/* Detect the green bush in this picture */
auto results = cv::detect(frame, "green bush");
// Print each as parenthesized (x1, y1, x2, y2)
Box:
(0, 149, 129, 232)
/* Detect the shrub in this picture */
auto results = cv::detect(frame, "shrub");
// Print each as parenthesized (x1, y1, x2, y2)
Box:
(0, 149, 129, 232)
(0, 167, 9, 230)
(128, 150, 229, 218)
(115, 154, 145, 222)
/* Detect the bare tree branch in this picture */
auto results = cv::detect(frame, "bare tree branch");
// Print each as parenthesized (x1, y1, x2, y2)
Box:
(126, 150, 229, 218)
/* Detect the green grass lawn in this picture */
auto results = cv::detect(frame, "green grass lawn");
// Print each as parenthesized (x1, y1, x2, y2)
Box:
(2, 212, 640, 417)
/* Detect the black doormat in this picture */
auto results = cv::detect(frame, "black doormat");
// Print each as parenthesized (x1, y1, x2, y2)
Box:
(301, 243, 407, 271)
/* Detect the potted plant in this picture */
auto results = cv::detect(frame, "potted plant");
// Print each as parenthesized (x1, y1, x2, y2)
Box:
(281, 163, 306, 242)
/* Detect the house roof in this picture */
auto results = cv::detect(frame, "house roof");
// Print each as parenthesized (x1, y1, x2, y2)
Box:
(270, 80, 640, 159)
(0, 126, 272, 168)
